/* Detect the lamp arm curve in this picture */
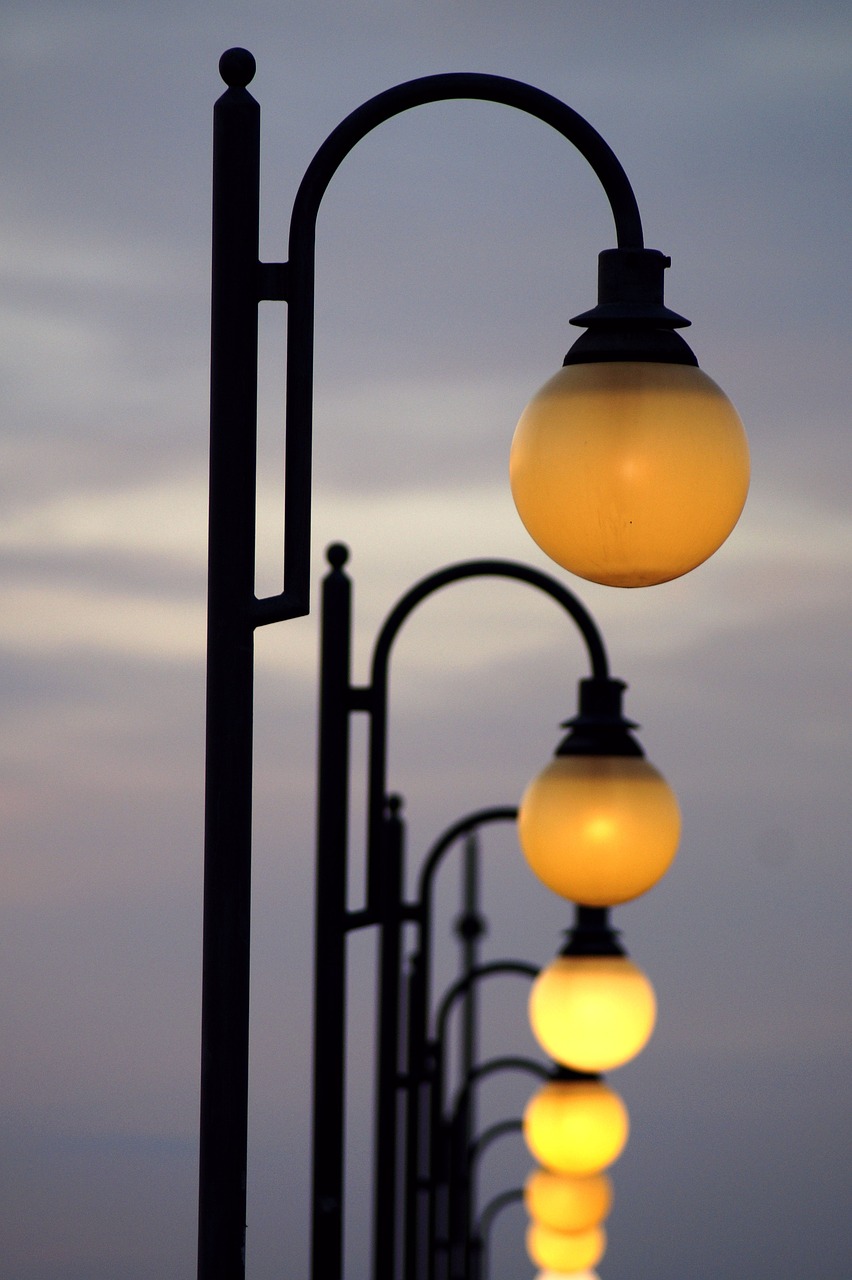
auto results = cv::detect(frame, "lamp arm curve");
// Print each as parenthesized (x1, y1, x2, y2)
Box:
(417, 805, 518, 916)
(363, 560, 609, 906)
(450, 1054, 551, 1119)
(274, 69, 644, 616)
(467, 1116, 524, 1166)
(474, 1186, 525, 1241)
(371, 557, 610, 692)
(434, 959, 539, 1049)
(289, 72, 643, 254)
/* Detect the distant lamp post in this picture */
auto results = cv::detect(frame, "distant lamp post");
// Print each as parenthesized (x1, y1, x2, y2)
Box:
(312, 547, 625, 1280)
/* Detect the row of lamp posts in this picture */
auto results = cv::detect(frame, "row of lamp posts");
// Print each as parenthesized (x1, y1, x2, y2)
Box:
(199, 48, 749, 1279)
(312, 544, 680, 1280)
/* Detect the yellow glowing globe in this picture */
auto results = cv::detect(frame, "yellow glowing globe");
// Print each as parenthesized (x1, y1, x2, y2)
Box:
(524, 1167, 613, 1232)
(510, 361, 749, 587)
(518, 754, 681, 906)
(527, 1221, 606, 1272)
(523, 1078, 629, 1175)
(529, 954, 657, 1072)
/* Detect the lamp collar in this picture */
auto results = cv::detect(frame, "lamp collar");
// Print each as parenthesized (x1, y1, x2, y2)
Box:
(560, 905, 626, 958)
(555, 676, 644, 758)
(564, 248, 698, 366)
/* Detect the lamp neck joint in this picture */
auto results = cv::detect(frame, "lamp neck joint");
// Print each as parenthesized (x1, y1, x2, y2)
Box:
(564, 248, 698, 366)
(555, 676, 644, 758)
(560, 905, 626, 957)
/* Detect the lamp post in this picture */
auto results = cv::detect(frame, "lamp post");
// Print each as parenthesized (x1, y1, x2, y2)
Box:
(312, 545, 637, 1280)
(201, 46, 746, 1280)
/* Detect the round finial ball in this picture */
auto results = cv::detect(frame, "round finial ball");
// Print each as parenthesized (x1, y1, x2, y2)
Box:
(326, 543, 350, 570)
(219, 48, 256, 88)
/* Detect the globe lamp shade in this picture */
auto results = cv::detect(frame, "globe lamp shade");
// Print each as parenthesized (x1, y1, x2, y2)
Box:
(518, 754, 681, 906)
(510, 360, 749, 587)
(527, 1222, 606, 1273)
(524, 1167, 613, 1232)
(523, 1078, 629, 1175)
(529, 954, 657, 1072)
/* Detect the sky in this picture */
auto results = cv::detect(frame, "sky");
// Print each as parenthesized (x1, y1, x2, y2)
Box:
(0, 2, 850, 1278)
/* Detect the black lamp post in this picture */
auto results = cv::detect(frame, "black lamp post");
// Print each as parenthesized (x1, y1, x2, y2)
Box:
(312, 546, 630, 1280)
(200, 46, 743, 1280)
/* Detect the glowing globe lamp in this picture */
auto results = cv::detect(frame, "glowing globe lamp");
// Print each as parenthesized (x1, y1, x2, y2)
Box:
(530, 953, 656, 1071)
(527, 1221, 606, 1272)
(518, 752, 680, 906)
(523, 1075, 629, 1175)
(510, 248, 749, 587)
(511, 363, 749, 587)
(524, 1167, 613, 1232)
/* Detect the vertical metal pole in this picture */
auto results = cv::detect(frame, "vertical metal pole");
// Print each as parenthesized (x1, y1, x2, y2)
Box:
(372, 797, 405, 1280)
(447, 1107, 469, 1280)
(198, 50, 261, 1280)
(311, 546, 354, 1280)
(457, 836, 483, 1280)
(403, 949, 428, 1280)
(458, 835, 482, 1142)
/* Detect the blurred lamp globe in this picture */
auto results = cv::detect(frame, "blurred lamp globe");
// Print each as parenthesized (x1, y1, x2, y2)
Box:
(524, 1167, 613, 1232)
(529, 953, 656, 1071)
(527, 1221, 606, 1272)
(523, 1077, 629, 1175)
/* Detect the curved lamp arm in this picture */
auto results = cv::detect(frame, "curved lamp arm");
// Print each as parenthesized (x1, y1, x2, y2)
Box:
(371, 558, 609, 686)
(475, 1185, 525, 1241)
(364, 556, 610, 910)
(418, 806, 519, 908)
(289, 72, 642, 255)
(434, 960, 539, 1051)
(449, 1054, 550, 1123)
(279, 67, 643, 617)
(470, 1187, 525, 1280)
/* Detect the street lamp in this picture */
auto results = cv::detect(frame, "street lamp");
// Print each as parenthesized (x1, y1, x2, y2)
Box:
(201, 47, 745, 1280)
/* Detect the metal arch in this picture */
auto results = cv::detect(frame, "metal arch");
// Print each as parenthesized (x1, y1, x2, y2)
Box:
(289, 72, 643, 256)
(370, 557, 610, 687)
(434, 960, 539, 1051)
(417, 806, 519, 912)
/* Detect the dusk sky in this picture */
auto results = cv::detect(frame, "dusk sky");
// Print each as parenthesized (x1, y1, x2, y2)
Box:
(1, 3, 849, 1279)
